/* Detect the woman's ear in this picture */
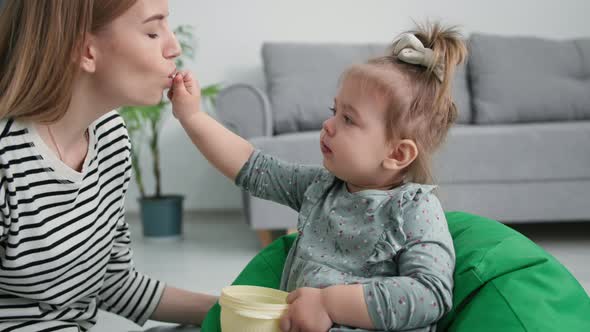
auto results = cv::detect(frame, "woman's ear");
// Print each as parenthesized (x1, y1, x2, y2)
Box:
(382, 139, 418, 171)
(79, 34, 97, 73)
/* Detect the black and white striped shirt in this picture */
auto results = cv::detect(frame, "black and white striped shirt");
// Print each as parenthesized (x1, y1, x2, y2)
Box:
(0, 111, 164, 331)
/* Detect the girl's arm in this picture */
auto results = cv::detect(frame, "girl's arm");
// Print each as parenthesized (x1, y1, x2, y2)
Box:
(322, 284, 374, 328)
(170, 72, 254, 181)
(280, 285, 374, 331)
(170, 72, 326, 212)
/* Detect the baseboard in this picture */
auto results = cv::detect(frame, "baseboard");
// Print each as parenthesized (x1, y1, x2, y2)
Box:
(125, 208, 245, 224)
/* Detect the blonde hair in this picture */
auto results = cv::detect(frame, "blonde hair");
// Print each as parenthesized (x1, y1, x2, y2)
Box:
(0, 0, 138, 123)
(342, 22, 468, 184)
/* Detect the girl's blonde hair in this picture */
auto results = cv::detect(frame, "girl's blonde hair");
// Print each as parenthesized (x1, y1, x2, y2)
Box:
(0, 0, 138, 123)
(342, 22, 468, 184)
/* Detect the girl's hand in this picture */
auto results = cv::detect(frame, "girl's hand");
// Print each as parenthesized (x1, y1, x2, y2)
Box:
(168, 70, 201, 122)
(280, 287, 333, 332)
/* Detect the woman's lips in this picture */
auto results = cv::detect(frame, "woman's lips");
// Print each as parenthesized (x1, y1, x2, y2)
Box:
(165, 69, 178, 88)
(168, 68, 178, 79)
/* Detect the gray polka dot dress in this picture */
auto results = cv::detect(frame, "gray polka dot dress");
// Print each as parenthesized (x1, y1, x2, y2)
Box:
(236, 150, 455, 332)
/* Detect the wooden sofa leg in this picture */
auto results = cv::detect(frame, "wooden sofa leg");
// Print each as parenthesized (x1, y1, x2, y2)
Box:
(257, 230, 275, 248)
(257, 229, 297, 248)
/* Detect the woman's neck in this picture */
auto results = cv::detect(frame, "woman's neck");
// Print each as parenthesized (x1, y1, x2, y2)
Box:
(46, 75, 116, 151)
(34, 75, 118, 170)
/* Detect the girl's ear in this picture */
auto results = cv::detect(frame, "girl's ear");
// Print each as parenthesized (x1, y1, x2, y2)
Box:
(382, 139, 418, 171)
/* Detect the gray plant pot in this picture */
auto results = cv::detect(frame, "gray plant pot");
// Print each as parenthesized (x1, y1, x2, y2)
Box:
(139, 195, 184, 241)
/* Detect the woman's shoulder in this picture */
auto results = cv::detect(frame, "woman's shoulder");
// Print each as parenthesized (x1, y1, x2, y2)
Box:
(91, 111, 130, 143)
(91, 111, 131, 156)
(93, 110, 128, 134)
(0, 118, 14, 139)
(0, 118, 28, 148)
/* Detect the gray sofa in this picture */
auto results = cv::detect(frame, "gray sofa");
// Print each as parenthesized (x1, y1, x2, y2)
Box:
(216, 33, 590, 232)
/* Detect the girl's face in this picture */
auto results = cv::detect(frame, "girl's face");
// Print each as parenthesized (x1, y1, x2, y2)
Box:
(90, 0, 180, 107)
(320, 77, 395, 189)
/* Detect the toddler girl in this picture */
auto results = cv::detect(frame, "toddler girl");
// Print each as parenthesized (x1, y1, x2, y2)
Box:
(170, 22, 467, 332)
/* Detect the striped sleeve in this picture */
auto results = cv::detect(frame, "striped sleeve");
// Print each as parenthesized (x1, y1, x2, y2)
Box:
(0, 128, 10, 243)
(97, 147, 165, 325)
(0, 183, 8, 243)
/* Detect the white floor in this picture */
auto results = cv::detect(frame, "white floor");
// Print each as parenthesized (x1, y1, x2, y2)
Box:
(94, 212, 590, 332)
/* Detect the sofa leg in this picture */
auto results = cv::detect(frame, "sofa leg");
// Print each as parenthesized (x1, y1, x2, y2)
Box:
(256, 230, 275, 248)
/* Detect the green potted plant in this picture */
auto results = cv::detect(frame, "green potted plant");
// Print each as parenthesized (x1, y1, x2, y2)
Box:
(119, 25, 220, 240)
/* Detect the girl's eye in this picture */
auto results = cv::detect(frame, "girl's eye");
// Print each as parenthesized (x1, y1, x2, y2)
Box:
(344, 115, 353, 125)
(329, 106, 336, 115)
(148, 33, 159, 39)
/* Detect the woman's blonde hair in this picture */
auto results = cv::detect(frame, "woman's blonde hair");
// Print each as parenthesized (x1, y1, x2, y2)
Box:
(0, 0, 138, 123)
(342, 22, 468, 184)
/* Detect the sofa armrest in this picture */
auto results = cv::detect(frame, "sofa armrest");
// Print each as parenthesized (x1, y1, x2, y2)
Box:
(215, 83, 273, 138)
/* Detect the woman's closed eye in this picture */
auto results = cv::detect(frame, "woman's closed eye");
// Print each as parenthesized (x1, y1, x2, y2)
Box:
(147, 33, 159, 39)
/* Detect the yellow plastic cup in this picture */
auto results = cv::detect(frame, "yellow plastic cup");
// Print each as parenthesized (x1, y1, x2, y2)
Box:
(219, 285, 289, 332)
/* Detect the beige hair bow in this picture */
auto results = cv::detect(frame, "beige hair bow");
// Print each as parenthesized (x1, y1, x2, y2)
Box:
(393, 33, 444, 82)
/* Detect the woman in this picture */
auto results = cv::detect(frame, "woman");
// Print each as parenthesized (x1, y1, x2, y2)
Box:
(0, 1, 216, 330)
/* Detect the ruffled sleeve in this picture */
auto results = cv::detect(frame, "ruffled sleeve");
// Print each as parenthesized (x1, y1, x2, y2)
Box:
(366, 184, 437, 264)
(362, 184, 455, 331)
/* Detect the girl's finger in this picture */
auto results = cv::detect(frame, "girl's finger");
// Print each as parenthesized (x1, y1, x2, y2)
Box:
(183, 72, 195, 94)
(286, 290, 299, 304)
(279, 314, 291, 332)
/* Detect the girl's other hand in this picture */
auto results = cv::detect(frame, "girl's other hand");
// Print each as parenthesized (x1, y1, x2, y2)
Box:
(280, 287, 333, 332)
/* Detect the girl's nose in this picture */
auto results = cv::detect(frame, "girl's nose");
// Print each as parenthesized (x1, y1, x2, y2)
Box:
(322, 117, 335, 136)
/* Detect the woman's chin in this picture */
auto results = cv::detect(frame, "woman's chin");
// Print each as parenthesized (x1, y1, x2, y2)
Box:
(150, 93, 166, 105)
(133, 94, 165, 107)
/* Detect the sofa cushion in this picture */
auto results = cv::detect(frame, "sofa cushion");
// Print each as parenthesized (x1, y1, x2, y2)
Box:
(434, 121, 590, 183)
(263, 42, 471, 135)
(452, 64, 471, 124)
(469, 34, 590, 124)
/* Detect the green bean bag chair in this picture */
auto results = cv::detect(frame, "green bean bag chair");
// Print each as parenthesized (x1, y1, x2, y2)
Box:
(201, 212, 590, 331)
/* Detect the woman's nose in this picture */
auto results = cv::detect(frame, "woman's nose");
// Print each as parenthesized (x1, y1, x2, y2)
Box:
(164, 32, 182, 60)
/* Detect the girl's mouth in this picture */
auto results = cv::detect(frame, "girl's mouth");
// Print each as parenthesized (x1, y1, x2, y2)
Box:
(320, 140, 332, 154)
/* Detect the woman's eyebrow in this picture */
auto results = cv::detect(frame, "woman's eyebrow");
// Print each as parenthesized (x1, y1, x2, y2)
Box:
(142, 13, 168, 24)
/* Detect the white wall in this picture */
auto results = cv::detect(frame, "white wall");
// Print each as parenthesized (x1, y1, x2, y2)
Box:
(125, 0, 590, 212)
